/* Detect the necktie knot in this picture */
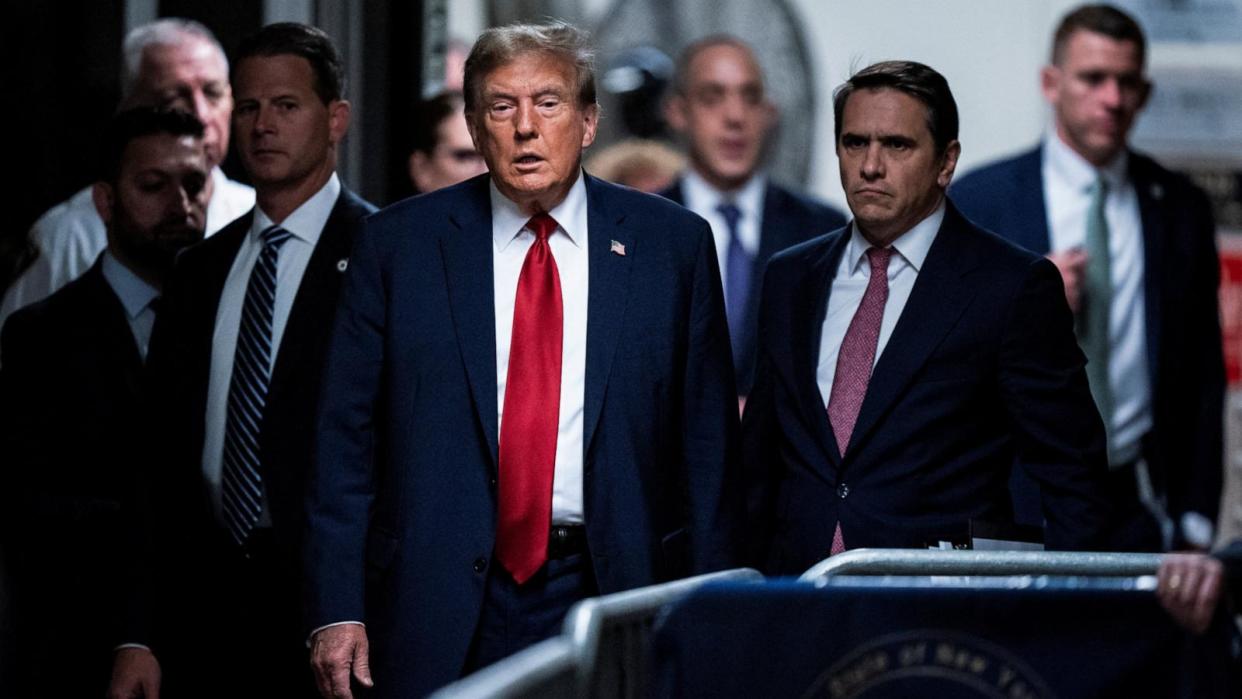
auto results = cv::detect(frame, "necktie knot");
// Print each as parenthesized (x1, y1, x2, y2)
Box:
(716, 202, 742, 231)
(527, 214, 558, 242)
(261, 224, 294, 249)
(866, 246, 893, 274)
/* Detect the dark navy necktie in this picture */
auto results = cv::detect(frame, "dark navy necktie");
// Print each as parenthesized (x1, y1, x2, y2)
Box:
(221, 224, 293, 546)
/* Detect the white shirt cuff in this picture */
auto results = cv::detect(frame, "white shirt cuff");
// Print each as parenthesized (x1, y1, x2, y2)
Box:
(1180, 511, 1214, 549)
(307, 620, 366, 647)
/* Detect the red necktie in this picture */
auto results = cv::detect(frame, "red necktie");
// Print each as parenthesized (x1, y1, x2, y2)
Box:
(496, 213, 563, 584)
(825, 246, 893, 555)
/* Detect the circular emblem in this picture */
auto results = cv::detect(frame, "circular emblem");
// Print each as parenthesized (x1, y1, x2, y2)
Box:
(802, 630, 1054, 699)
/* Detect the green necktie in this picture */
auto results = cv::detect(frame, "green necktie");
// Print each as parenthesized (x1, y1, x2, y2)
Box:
(1079, 175, 1113, 459)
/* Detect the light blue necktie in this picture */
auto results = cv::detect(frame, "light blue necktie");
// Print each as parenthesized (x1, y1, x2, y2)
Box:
(717, 202, 751, 360)
(1079, 176, 1114, 458)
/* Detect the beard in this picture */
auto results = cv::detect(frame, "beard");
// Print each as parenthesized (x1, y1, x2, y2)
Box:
(111, 210, 205, 279)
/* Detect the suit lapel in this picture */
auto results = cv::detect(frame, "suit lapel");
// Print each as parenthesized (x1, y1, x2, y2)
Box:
(583, 175, 635, 456)
(795, 230, 850, 471)
(269, 189, 361, 397)
(845, 204, 979, 460)
(1131, 154, 1165, 386)
(441, 177, 501, 466)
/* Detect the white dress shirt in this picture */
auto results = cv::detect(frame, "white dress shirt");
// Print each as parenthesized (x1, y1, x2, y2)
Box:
(1, 168, 254, 332)
(680, 169, 766, 292)
(491, 173, 589, 524)
(202, 173, 340, 523)
(1042, 132, 1151, 466)
(817, 203, 945, 405)
(100, 251, 160, 360)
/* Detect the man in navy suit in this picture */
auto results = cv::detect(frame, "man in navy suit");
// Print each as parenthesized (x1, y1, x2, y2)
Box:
(0, 107, 208, 699)
(952, 4, 1224, 552)
(307, 21, 739, 699)
(661, 35, 846, 399)
(121, 23, 375, 698)
(743, 61, 1109, 576)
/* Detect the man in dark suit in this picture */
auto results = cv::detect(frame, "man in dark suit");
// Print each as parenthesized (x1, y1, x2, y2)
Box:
(0, 107, 209, 698)
(117, 23, 375, 698)
(743, 60, 1110, 576)
(661, 35, 846, 399)
(952, 4, 1224, 552)
(307, 21, 739, 699)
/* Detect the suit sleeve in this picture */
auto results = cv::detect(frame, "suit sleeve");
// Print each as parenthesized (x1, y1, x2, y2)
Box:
(739, 257, 782, 570)
(997, 256, 1110, 550)
(681, 221, 743, 573)
(1169, 185, 1225, 527)
(304, 221, 386, 631)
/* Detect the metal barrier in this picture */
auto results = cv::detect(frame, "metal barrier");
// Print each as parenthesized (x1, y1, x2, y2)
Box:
(799, 548, 1163, 583)
(563, 568, 765, 699)
(427, 637, 577, 699)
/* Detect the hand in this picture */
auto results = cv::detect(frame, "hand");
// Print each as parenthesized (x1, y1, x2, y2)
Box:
(311, 624, 373, 699)
(1157, 552, 1225, 635)
(108, 647, 160, 699)
(1046, 248, 1089, 313)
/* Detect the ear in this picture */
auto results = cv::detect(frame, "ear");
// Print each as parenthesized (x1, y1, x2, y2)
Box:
(581, 103, 599, 149)
(408, 151, 431, 192)
(937, 140, 962, 189)
(1136, 77, 1152, 112)
(664, 94, 687, 132)
(1040, 65, 1060, 106)
(761, 99, 779, 131)
(328, 100, 352, 144)
(92, 181, 115, 225)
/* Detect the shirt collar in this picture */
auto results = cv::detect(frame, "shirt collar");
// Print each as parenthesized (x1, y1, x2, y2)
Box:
(100, 250, 160, 319)
(491, 169, 588, 251)
(844, 199, 945, 275)
(251, 172, 340, 245)
(682, 168, 767, 219)
(1043, 130, 1129, 192)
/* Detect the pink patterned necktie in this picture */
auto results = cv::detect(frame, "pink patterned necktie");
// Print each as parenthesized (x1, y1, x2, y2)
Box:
(826, 246, 893, 555)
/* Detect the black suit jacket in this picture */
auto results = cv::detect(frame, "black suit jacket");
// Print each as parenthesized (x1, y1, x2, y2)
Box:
(743, 202, 1110, 575)
(0, 259, 148, 692)
(951, 146, 1225, 534)
(143, 187, 375, 638)
(661, 179, 847, 394)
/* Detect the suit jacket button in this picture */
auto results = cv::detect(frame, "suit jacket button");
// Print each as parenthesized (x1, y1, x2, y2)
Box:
(473, 557, 487, 573)
(837, 483, 849, 499)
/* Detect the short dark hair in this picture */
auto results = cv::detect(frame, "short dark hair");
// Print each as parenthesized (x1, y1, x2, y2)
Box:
(670, 34, 762, 96)
(463, 21, 596, 115)
(101, 107, 204, 182)
(235, 22, 345, 104)
(1052, 4, 1146, 66)
(832, 60, 958, 155)
(411, 90, 465, 155)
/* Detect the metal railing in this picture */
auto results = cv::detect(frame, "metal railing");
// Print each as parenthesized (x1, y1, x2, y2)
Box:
(427, 637, 578, 699)
(563, 568, 765, 699)
(799, 548, 1163, 584)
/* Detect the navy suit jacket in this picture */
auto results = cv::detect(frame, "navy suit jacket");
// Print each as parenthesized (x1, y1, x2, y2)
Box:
(143, 187, 375, 644)
(951, 146, 1224, 531)
(660, 179, 846, 394)
(743, 202, 1110, 576)
(305, 173, 741, 697)
(0, 260, 149, 692)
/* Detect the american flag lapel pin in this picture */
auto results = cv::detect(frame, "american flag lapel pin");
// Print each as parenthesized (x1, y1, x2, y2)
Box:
(610, 240, 626, 256)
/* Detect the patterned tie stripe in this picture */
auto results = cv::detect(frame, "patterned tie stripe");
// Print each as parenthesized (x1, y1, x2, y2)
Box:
(221, 224, 293, 546)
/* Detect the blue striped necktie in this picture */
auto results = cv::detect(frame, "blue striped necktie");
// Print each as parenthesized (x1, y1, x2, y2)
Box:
(221, 224, 293, 545)
(716, 202, 751, 360)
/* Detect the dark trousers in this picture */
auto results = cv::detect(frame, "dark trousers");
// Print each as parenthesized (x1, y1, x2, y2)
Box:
(1104, 460, 1164, 552)
(464, 550, 597, 673)
(161, 529, 318, 698)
